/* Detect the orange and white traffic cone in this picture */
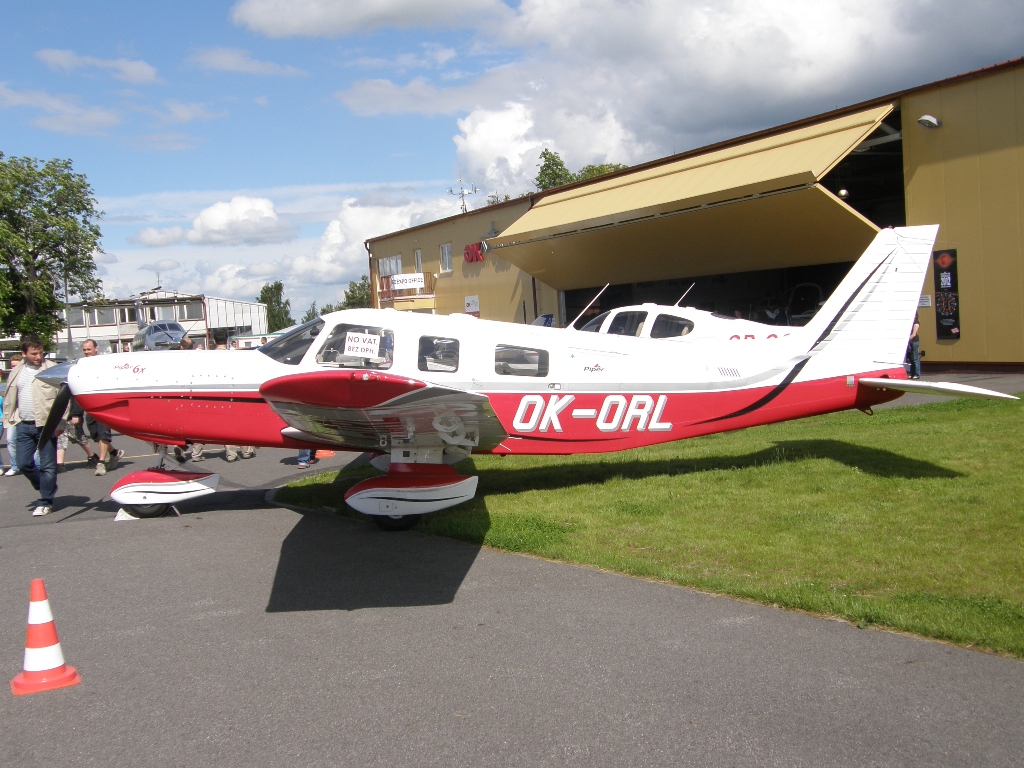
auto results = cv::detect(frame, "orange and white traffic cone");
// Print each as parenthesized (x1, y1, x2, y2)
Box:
(10, 579, 81, 696)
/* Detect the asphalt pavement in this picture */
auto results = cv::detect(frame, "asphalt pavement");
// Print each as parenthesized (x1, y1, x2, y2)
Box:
(1, 379, 1022, 766)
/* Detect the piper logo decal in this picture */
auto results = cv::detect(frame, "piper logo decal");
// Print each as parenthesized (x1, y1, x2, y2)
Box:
(512, 394, 672, 433)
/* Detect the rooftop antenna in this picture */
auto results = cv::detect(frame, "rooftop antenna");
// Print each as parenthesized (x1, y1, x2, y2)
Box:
(448, 175, 479, 214)
(674, 282, 696, 307)
(567, 283, 610, 329)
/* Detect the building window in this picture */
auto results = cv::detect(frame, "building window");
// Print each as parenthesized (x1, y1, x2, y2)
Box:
(118, 307, 138, 324)
(440, 243, 452, 273)
(155, 305, 176, 321)
(64, 309, 86, 327)
(379, 254, 402, 277)
(180, 301, 204, 320)
(92, 307, 116, 326)
(495, 345, 549, 377)
(418, 336, 459, 372)
(414, 249, 422, 273)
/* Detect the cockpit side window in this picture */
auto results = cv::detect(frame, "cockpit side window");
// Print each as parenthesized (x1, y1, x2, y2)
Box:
(259, 318, 325, 365)
(495, 345, 549, 377)
(419, 336, 459, 372)
(650, 314, 695, 338)
(316, 323, 394, 369)
(607, 311, 647, 337)
(579, 310, 610, 332)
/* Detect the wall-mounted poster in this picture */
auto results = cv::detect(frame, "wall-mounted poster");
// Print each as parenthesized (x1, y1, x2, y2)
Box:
(932, 249, 960, 340)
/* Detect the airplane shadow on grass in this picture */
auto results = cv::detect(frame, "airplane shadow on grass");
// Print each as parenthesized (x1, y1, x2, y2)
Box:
(264, 439, 958, 613)
(472, 439, 963, 497)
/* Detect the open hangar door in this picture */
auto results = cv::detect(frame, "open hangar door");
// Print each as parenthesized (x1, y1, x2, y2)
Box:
(485, 104, 908, 326)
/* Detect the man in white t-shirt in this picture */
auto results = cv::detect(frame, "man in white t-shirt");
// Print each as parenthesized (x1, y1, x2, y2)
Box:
(1, 334, 65, 516)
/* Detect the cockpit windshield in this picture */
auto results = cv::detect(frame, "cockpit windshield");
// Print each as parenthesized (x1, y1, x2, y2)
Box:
(259, 318, 325, 365)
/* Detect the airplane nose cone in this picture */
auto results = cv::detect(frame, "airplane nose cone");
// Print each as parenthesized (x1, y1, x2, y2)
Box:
(37, 360, 76, 387)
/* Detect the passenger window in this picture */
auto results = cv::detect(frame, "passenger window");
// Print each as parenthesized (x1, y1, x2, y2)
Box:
(650, 314, 695, 338)
(607, 311, 647, 336)
(419, 336, 460, 372)
(315, 323, 394, 369)
(579, 310, 610, 332)
(495, 345, 549, 377)
(259, 318, 325, 365)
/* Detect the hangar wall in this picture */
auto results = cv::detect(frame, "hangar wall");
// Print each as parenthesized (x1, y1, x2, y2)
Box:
(903, 64, 1024, 364)
(368, 198, 561, 323)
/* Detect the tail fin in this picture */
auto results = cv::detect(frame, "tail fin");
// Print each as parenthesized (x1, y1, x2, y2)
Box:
(801, 225, 938, 376)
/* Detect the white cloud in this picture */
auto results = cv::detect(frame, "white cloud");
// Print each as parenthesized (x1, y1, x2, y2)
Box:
(231, 0, 508, 37)
(351, 43, 457, 71)
(336, 0, 1024, 194)
(139, 258, 182, 276)
(254, 95, 269, 106)
(0, 82, 120, 135)
(94, 252, 119, 264)
(35, 48, 158, 84)
(192, 47, 304, 76)
(137, 226, 187, 247)
(137, 196, 297, 247)
(152, 100, 227, 124)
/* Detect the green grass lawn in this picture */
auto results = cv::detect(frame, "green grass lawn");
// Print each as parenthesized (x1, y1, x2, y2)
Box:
(277, 396, 1024, 657)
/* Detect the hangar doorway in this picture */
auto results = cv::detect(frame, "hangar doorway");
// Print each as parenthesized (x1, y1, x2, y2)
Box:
(561, 109, 908, 326)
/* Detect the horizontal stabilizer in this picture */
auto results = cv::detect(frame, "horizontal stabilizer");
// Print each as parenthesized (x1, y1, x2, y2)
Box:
(858, 378, 1019, 401)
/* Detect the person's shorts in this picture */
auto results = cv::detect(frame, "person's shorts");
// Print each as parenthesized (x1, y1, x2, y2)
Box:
(86, 415, 112, 443)
(66, 421, 90, 446)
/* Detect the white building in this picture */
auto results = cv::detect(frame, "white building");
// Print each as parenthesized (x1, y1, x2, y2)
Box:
(56, 290, 269, 357)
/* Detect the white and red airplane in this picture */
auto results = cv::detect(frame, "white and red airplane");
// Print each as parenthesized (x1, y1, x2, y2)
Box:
(39, 224, 1017, 527)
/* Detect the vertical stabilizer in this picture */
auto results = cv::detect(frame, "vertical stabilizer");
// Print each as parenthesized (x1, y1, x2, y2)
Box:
(800, 225, 938, 378)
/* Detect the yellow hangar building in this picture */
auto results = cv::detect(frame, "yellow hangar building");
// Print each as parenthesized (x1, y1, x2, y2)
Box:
(366, 56, 1024, 366)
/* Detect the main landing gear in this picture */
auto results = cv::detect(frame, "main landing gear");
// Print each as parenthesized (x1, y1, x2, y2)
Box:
(344, 462, 478, 531)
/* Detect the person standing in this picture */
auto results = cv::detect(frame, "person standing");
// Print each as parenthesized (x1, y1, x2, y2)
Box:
(80, 339, 125, 475)
(908, 313, 922, 380)
(3, 352, 23, 476)
(2, 335, 65, 516)
(215, 330, 255, 461)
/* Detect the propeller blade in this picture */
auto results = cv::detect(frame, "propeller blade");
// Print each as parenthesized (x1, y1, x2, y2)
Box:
(37, 383, 72, 451)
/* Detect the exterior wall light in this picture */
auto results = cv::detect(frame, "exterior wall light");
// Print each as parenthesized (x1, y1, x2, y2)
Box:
(838, 188, 850, 199)
(918, 114, 941, 128)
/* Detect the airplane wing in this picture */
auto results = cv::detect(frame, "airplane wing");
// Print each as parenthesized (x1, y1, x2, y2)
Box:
(259, 370, 509, 454)
(858, 378, 1019, 401)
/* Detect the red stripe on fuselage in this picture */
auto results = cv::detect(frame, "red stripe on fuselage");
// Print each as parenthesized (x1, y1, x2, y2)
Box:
(74, 391, 306, 448)
(486, 369, 905, 455)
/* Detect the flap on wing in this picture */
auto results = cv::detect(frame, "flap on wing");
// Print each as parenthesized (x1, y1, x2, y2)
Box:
(260, 370, 426, 409)
(858, 377, 1019, 401)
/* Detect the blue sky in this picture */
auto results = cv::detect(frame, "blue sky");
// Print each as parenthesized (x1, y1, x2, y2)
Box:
(2, 0, 1022, 313)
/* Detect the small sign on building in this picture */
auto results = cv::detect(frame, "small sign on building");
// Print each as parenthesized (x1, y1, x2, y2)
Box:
(390, 273, 425, 290)
(464, 295, 480, 317)
(918, 294, 932, 308)
(932, 249, 960, 340)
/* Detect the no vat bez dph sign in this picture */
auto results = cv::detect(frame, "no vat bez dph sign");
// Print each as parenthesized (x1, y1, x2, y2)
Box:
(344, 332, 381, 358)
(932, 249, 960, 340)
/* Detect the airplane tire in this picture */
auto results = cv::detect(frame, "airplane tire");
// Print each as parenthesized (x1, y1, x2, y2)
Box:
(125, 503, 170, 518)
(374, 514, 422, 532)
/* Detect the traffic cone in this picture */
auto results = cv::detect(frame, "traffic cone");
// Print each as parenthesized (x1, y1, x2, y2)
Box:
(10, 579, 81, 696)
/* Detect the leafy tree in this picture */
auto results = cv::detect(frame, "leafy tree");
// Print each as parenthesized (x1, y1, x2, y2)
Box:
(319, 301, 340, 315)
(534, 149, 629, 191)
(0, 153, 102, 345)
(341, 274, 371, 309)
(256, 280, 293, 332)
(574, 162, 629, 182)
(300, 301, 318, 323)
(534, 149, 574, 190)
(486, 191, 511, 205)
